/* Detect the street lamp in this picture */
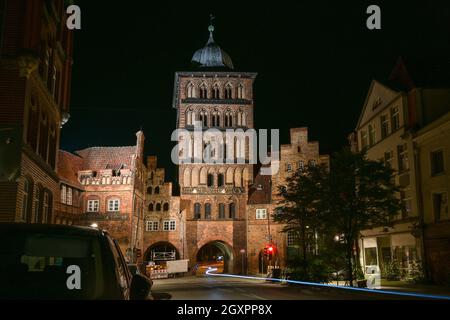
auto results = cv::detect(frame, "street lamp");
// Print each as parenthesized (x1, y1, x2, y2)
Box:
(240, 249, 246, 275)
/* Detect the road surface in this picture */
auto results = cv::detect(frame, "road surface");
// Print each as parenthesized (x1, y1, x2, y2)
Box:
(151, 275, 421, 300)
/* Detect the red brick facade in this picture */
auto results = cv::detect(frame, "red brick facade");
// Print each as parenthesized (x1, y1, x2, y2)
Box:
(0, 0, 73, 224)
(57, 131, 147, 258)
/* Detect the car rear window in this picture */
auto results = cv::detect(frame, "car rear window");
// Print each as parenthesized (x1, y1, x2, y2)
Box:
(0, 230, 105, 300)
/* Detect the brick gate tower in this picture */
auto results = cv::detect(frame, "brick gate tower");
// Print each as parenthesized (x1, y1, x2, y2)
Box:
(172, 20, 257, 273)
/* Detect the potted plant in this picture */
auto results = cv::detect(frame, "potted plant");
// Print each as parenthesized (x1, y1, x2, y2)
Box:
(354, 266, 367, 288)
(385, 261, 401, 281)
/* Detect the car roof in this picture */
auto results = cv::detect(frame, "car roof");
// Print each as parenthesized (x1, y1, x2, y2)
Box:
(0, 223, 108, 238)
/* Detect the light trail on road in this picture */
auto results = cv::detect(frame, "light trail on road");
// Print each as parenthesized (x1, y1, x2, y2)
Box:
(205, 268, 450, 300)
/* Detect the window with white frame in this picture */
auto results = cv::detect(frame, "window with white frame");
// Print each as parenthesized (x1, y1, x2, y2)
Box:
(87, 199, 99, 212)
(61, 185, 66, 204)
(256, 208, 267, 220)
(108, 199, 120, 212)
(146, 221, 159, 231)
(287, 230, 300, 246)
(66, 187, 73, 206)
(163, 220, 176, 231)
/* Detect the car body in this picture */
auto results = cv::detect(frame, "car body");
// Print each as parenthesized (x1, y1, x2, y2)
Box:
(0, 223, 152, 300)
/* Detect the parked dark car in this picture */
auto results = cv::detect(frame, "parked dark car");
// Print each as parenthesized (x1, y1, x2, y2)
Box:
(0, 223, 152, 300)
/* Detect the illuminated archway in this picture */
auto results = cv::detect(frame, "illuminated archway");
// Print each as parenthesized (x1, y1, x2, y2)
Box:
(196, 241, 234, 273)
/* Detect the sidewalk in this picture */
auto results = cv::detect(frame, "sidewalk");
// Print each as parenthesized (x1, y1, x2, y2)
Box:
(329, 279, 450, 297)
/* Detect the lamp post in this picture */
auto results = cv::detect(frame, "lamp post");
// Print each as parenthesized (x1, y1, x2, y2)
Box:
(240, 249, 246, 275)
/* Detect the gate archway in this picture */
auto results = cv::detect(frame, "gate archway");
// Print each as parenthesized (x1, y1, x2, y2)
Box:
(144, 241, 179, 263)
(196, 241, 234, 273)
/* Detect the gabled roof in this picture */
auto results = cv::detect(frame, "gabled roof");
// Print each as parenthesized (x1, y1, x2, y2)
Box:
(355, 80, 400, 129)
(389, 56, 450, 91)
(74, 146, 136, 171)
(57, 150, 84, 188)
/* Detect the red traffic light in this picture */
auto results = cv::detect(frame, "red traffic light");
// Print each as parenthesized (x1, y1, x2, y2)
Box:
(267, 246, 274, 252)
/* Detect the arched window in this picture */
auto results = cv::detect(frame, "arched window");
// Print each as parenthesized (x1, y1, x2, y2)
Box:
(34, 186, 42, 223)
(225, 110, 233, 127)
(163, 202, 169, 211)
(218, 173, 224, 187)
(225, 83, 232, 99)
(211, 110, 220, 127)
(219, 203, 225, 219)
(27, 101, 39, 152)
(199, 83, 208, 99)
(237, 83, 244, 99)
(21, 178, 32, 222)
(186, 82, 195, 98)
(194, 203, 201, 219)
(42, 191, 50, 223)
(200, 110, 208, 127)
(156, 203, 161, 211)
(147, 186, 152, 194)
(207, 173, 214, 187)
(155, 186, 160, 194)
(149, 203, 154, 211)
(229, 203, 236, 219)
(212, 84, 220, 99)
(205, 203, 211, 219)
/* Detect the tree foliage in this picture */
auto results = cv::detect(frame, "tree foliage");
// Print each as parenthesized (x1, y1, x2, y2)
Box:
(274, 148, 402, 285)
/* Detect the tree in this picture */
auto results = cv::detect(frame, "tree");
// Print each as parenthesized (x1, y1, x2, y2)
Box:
(273, 164, 328, 279)
(322, 148, 402, 286)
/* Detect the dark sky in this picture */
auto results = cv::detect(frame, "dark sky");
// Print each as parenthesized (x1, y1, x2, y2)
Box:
(61, 1, 450, 182)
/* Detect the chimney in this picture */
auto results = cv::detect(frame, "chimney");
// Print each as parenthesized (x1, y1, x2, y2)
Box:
(136, 130, 145, 159)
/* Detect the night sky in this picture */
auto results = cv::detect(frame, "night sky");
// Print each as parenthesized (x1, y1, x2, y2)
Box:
(61, 1, 450, 182)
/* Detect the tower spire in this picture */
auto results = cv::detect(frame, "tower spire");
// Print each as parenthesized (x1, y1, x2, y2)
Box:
(207, 14, 216, 44)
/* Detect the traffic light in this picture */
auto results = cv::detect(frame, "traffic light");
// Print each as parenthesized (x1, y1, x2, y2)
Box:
(263, 245, 276, 260)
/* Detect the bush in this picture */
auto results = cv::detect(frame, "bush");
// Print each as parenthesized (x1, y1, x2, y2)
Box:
(286, 257, 333, 283)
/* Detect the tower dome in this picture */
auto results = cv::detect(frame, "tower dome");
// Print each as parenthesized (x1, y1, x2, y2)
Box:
(191, 23, 234, 70)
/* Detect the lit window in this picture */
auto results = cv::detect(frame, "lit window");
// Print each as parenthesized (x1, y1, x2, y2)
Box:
(108, 199, 120, 212)
(61, 185, 66, 204)
(146, 221, 159, 231)
(87, 200, 99, 212)
(256, 208, 267, 220)
(66, 187, 72, 206)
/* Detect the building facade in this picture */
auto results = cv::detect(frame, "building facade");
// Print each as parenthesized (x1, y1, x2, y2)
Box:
(0, 0, 73, 224)
(57, 131, 147, 257)
(413, 111, 450, 284)
(143, 156, 184, 263)
(351, 59, 450, 282)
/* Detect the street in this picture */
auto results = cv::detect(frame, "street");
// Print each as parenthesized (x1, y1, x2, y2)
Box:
(151, 276, 418, 300)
